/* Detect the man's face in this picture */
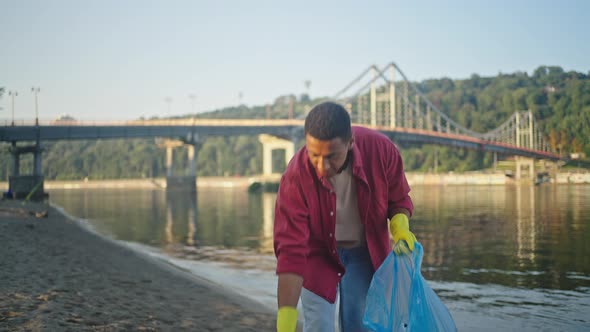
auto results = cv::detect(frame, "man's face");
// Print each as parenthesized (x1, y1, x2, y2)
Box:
(305, 134, 353, 178)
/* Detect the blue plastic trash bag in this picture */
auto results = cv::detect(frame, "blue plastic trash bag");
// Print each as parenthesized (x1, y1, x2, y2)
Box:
(363, 242, 457, 332)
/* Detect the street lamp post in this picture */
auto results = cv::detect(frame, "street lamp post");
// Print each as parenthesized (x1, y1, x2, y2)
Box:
(31, 87, 40, 126)
(164, 97, 172, 116)
(8, 90, 18, 126)
(188, 93, 196, 114)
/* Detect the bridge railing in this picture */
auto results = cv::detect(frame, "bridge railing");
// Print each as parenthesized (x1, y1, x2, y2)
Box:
(2, 118, 305, 127)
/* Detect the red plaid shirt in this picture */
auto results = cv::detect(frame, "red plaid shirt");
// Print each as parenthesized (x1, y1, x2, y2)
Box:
(274, 126, 413, 303)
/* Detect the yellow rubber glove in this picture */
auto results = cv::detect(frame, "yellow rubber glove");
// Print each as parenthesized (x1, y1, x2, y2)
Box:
(389, 213, 417, 255)
(277, 306, 298, 332)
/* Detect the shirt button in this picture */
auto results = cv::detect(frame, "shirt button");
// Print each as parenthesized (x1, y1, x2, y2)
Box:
(329, 233, 333, 237)
(337, 273, 342, 277)
(330, 211, 334, 216)
(332, 250, 336, 254)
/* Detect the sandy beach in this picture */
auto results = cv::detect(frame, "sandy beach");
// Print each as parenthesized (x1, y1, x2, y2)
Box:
(0, 199, 277, 331)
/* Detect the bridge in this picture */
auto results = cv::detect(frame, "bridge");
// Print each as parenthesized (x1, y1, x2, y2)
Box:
(1, 62, 561, 198)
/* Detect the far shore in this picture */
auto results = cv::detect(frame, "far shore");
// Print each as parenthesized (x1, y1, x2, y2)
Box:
(1, 171, 589, 191)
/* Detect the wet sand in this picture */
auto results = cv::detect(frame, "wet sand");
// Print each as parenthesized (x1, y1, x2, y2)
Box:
(0, 199, 277, 331)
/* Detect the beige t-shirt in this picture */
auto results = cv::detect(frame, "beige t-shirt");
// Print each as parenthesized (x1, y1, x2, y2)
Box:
(329, 163, 365, 247)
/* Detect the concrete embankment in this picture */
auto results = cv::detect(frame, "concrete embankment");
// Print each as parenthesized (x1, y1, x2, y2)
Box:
(0, 172, 589, 191)
(554, 172, 590, 184)
(407, 172, 590, 185)
(407, 173, 508, 185)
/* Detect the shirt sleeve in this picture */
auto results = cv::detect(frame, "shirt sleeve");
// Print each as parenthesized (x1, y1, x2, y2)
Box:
(274, 173, 310, 277)
(386, 143, 414, 217)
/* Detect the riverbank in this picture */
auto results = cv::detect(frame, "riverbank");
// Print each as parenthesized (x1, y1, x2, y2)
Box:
(408, 171, 590, 185)
(0, 199, 277, 331)
(1, 172, 589, 191)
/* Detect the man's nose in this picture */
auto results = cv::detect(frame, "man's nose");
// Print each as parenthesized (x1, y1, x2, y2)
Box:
(317, 158, 330, 176)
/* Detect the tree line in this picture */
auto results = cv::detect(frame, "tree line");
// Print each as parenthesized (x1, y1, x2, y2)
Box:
(1, 65, 588, 180)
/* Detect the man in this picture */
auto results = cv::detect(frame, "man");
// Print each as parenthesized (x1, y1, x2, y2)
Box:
(274, 101, 416, 332)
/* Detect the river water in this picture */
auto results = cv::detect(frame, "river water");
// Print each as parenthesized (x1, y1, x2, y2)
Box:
(47, 184, 590, 331)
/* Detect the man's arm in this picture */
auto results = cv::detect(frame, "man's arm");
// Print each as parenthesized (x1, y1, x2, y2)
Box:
(385, 143, 413, 218)
(274, 173, 308, 332)
(277, 273, 303, 331)
(277, 273, 304, 307)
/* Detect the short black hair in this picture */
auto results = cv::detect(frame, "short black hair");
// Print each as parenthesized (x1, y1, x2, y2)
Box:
(304, 102, 352, 141)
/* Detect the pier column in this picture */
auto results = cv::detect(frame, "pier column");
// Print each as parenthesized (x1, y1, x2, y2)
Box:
(34, 149, 42, 176)
(11, 148, 20, 176)
(166, 146, 174, 177)
(187, 144, 198, 176)
(184, 142, 202, 192)
(515, 157, 521, 180)
(515, 157, 535, 181)
(8, 143, 45, 200)
(183, 132, 203, 178)
(258, 134, 295, 176)
(527, 158, 535, 180)
(159, 139, 184, 177)
(285, 142, 294, 167)
(158, 139, 195, 191)
(547, 160, 559, 182)
(262, 146, 272, 176)
(9, 141, 43, 176)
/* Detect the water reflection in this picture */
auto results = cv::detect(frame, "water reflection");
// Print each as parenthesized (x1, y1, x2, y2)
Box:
(48, 185, 590, 292)
(409, 185, 590, 291)
(164, 191, 198, 247)
(515, 184, 535, 264)
(260, 192, 275, 254)
(187, 201, 196, 246)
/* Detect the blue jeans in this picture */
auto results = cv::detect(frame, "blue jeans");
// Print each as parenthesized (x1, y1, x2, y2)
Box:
(301, 245, 374, 332)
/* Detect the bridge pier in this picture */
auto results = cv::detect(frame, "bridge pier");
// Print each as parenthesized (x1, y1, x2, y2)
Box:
(8, 141, 45, 200)
(164, 139, 184, 177)
(159, 138, 202, 192)
(12, 144, 20, 177)
(515, 157, 535, 181)
(536, 159, 560, 184)
(258, 134, 295, 177)
(187, 143, 198, 177)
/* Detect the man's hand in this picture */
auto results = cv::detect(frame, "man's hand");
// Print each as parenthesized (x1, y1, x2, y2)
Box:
(277, 306, 298, 332)
(389, 213, 417, 255)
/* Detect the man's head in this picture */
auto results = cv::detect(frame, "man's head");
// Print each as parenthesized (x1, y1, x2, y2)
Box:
(304, 102, 353, 178)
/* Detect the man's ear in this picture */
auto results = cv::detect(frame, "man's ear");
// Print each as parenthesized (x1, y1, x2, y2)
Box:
(348, 136, 355, 150)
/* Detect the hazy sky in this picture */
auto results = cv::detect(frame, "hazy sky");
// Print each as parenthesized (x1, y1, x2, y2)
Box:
(1, 0, 588, 121)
